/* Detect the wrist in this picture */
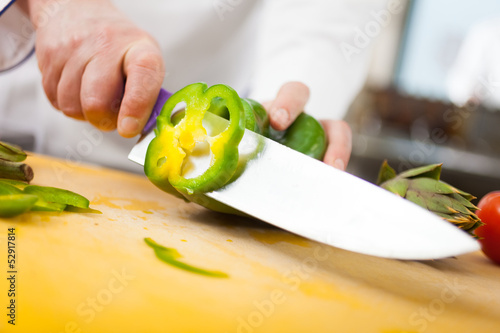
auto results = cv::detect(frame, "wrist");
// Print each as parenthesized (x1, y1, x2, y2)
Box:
(25, 0, 113, 29)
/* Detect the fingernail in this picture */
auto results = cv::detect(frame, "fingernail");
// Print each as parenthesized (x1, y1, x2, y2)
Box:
(273, 108, 289, 128)
(120, 116, 140, 135)
(333, 158, 345, 170)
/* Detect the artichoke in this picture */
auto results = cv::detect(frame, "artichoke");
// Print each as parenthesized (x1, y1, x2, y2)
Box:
(377, 161, 483, 236)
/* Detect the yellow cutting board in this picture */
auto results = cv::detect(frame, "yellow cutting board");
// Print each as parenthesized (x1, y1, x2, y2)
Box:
(1, 154, 499, 333)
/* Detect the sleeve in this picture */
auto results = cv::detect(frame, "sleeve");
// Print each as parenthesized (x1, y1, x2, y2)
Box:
(0, 1, 36, 72)
(248, 0, 391, 119)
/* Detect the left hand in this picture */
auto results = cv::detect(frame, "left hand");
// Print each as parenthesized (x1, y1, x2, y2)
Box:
(262, 82, 352, 170)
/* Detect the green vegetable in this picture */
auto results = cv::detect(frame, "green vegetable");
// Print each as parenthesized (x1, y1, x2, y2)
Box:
(0, 142, 99, 218)
(0, 182, 24, 195)
(0, 160, 33, 182)
(0, 141, 27, 162)
(0, 141, 33, 183)
(206, 95, 326, 160)
(64, 206, 102, 214)
(23, 185, 90, 209)
(0, 194, 38, 217)
(144, 238, 228, 278)
(0, 179, 98, 217)
(145, 83, 246, 196)
(270, 113, 327, 159)
(145, 83, 327, 211)
(377, 161, 483, 236)
(30, 200, 67, 212)
(0, 179, 29, 189)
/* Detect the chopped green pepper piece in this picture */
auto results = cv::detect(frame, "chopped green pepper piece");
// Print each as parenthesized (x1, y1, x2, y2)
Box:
(0, 179, 29, 189)
(30, 200, 66, 212)
(0, 194, 38, 217)
(144, 238, 228, 278)
(23, 185, 90, 209)
(0, 182, 24, 195)
(64, 206, 102, 214)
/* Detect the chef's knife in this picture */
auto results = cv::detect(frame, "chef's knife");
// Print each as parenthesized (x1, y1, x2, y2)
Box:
(129, 88, 480, 260)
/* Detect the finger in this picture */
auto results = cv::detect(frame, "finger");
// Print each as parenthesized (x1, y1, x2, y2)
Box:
(80, 56, 124, 131)
(37, 44, 68, 110)
(320, 120, 352, 170)
(118, 41, 165, 138)
(268, 81, 310, 131)
(261, 101, 272, 111)
(56, 53, 87, 120)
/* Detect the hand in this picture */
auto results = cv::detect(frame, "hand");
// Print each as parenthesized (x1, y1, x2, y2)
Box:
(28, 0, 165, 137)
(263, 82, 352, 170)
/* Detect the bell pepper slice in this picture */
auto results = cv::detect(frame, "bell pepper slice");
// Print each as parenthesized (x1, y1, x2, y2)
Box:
(0, 194, 38, 217)
(145, 83, 246, 195)
(0, 182, 24, 195)
(23, 185, 90, 209)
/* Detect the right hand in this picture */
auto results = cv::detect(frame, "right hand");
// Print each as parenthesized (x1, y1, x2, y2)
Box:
(29, 0, 165, 137)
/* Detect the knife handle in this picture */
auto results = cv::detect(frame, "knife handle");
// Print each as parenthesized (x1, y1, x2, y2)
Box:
(142, 88, 173, 134)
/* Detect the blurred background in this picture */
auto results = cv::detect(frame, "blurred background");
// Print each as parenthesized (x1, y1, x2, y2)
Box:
(346, 0, 500, 198)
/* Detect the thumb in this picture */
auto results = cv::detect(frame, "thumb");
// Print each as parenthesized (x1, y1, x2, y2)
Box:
(268, 81, 310, 131)
(117, 40, 165, 138)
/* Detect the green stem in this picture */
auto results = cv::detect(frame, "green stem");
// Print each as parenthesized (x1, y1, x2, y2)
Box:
(0, 160, 33, 182)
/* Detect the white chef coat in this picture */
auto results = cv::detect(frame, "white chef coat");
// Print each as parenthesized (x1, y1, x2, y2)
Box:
(0, 0, 386, 172)
(447, 19, 500, 109)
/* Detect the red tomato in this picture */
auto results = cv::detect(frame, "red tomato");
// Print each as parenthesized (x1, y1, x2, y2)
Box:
(475, 191, 500, 264)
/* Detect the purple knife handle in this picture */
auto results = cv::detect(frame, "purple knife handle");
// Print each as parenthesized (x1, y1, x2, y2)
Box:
(142, 88, 173, 134)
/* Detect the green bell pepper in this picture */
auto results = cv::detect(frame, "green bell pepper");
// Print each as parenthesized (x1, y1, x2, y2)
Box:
(0, 179, 99, 216)
(145, 82, 327, 210)
(0, 194, 38, 218)
(145, 83, 246, 196)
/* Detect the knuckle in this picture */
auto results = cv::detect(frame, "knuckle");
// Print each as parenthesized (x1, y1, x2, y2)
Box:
(38, 44, 58, 64)
(82, 96, 111, 112)
(95, 26, 115, 50)
(67, 33, 85, 49)
(128, 52, 164, 90)
(130, 51, 163, 74)
(123, 90, 149, 112)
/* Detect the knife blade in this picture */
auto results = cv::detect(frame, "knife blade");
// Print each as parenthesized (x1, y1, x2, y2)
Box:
(129, 88, 479, 260)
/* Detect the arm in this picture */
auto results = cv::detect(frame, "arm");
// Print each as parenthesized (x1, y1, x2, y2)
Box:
(20, 0, 165, 137)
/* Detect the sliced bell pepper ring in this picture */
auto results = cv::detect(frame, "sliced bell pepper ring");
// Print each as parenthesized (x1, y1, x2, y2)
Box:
(145, 82, 328, 211)
(145, 83, 246, 196)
